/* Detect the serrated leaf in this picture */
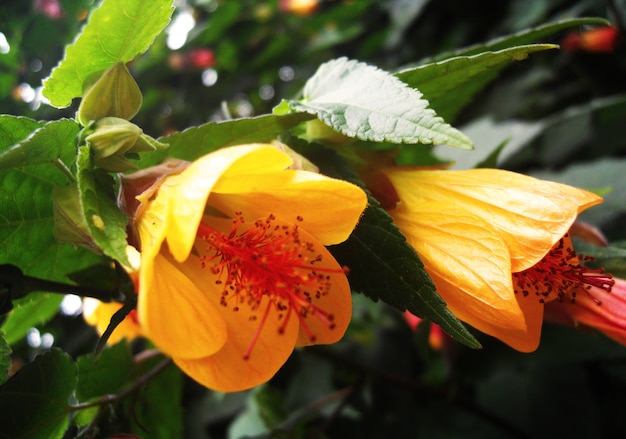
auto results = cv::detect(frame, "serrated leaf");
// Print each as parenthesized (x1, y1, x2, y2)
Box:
(288, 57, 473, 149)
(308, 148, 479, 348)
(0, 349, 77, 439)
(396, 44, 557, 122)
(76, 145, 130, 265)
(0, 119, 80, 171)
(0, 116, 44, 151)
(43, 0, 174, 107)
(0, 330, 10, 385)
(76, 340, 133, 407)
(137, 113, 313, 168)
(0, 123, 104, 292)
(1, 294, 63, 346)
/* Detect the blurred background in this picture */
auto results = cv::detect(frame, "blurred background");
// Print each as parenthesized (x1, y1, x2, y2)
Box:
(2, 0, 626, 437)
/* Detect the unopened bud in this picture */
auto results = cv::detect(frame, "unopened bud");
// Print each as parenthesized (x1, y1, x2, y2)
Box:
(78, 62, 143, 125)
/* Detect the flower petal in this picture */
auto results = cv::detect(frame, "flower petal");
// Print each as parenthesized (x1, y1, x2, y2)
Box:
(83, 298, 142, 344)
(390, 201, 528, 335)
(138, 144, 295, 263)
(384, 168, 602, 272)
(290, 226, 352, 347)
(137, 252, 228, 359)
(172, 293, 300, 392)
(208, 170, 367, 245)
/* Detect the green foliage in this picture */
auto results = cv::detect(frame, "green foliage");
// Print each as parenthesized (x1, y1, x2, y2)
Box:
(2, 0, 626, 438)
(288, 57, 474, 149)
(0, 331, 9, 385)
(0, 349, 76, 439)
(43, 0, 174, 107)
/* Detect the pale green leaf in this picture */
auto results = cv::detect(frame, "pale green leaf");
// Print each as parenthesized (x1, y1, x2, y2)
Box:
(43, 0, 175, 107)
(288, 57, 473, 149)
(0, 116, 44, 152)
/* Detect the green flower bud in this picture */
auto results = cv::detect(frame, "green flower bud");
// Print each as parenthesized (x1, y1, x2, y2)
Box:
(77, 62, 143, 126)
(85, 117, 142, 159)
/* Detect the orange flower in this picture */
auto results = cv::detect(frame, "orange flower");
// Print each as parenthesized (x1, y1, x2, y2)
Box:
(131, 144, 367, 391)
(562, 26, 621, 53)
(381, 167, 603, 352)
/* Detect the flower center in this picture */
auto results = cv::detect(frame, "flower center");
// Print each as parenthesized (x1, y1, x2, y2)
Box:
(197, 213, 343, 359)
(513, 234, 614, 305)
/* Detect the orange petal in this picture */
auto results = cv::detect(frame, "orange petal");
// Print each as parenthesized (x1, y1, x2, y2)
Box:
(137, 252, 228, 359)
(290, 226, 352, 347)
(209, 170, 367, 245)
(173, 294, 300, 392)
(390, 202, 528, 334)
(384, 168, 602, 272)
(83, 298, 142, 344)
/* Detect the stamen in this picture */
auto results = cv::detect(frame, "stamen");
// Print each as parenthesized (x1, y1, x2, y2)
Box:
(513, 233, 614, 305)
(197, 213, 343, 359)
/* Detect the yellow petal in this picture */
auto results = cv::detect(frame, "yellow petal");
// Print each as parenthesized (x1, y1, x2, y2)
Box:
(208, 170, 367, 245)
(137, 144, 294, 263)
(137, 252, 228, 359)
(290, 226, 352, 347)
(384, 168, 602, 272)
(390, 201, 528, 334)
(172, 293, 300, 392)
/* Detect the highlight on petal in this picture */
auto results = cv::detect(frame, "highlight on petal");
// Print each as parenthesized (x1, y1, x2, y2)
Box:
(137, 252, 228, 359)
(383, 167, 602, 272)
(390, 201, 529, 339)
(137, 144, 295, 263)
(208, 170, 368, 245)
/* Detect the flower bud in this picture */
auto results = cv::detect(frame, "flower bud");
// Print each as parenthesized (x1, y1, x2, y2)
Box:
(77, 62, 143, 126)
(85, 117, 142, 159)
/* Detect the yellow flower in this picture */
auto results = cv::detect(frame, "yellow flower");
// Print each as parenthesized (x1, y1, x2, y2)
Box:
(133, 144, 367, 392)
(381, 167, 602, 352)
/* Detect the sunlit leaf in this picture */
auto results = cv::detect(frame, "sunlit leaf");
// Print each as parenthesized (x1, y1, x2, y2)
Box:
(137, 113, 313, 168)
(43, 0, 175, 107)
(287, 57, 473, 149)
(76, 145, 130, 265)
(1, 294, 63, 346)
(0, 349, 77, 439)
(0, 119, 79, 171)
(0, 116, 44, 152)
(396, 45, 557, 122)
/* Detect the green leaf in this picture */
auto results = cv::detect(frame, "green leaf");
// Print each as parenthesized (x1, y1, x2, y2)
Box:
(288, 57, 473, 150)
(0, 116, 44, 151)
(0, 349, 77, 439)
(1, 294, 63, 346)
(309, 148, 480, 348)
(0, 330, 10, 385)
(43, 0, 175, 108)
(0, 118, 78, 171)
(396, 44, 557, 122)
(138, 113, 313, 168)
(428, 17, 610, 62)
(76, 340, 134, 402)
(76, 145, 130, 265)
(130, 357, 183, 439)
